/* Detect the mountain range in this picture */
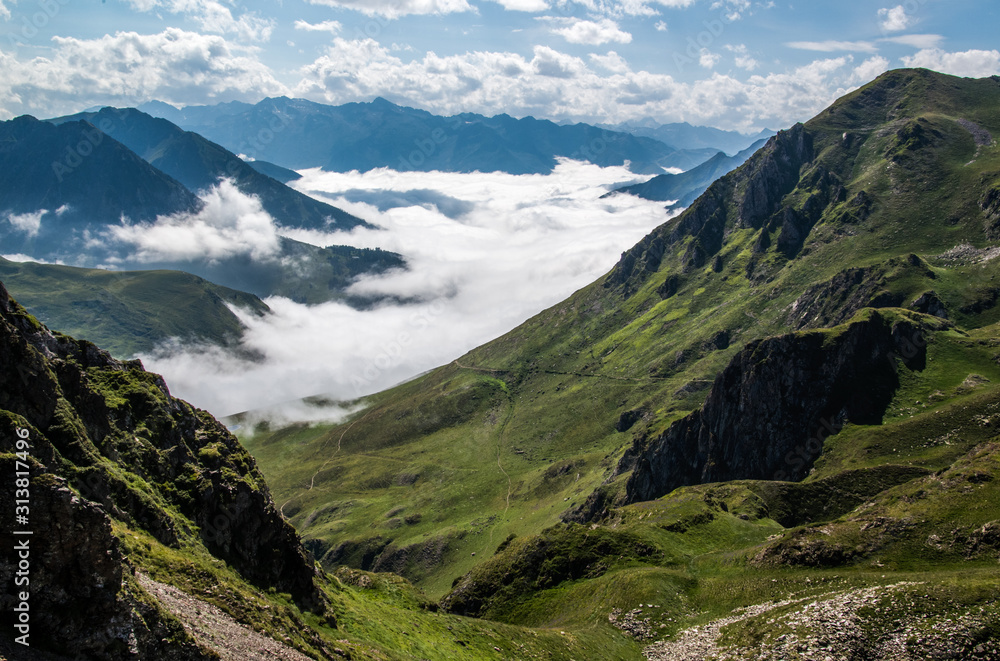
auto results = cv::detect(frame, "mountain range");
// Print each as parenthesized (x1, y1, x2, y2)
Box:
(3, 69, 999, 659)
(140, 96, 719, 174)
(51, 107, 364, 231)
(600, 118, 775, 154)
(2, 98, 765, 359)
(0, 109, 404, 331)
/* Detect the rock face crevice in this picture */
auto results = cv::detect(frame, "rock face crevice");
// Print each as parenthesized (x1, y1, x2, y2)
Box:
(0, 281, 323, 659)
(571, 310, 935, 521)
(736, 123, 813, 231)
(981, 182, 1000, 239)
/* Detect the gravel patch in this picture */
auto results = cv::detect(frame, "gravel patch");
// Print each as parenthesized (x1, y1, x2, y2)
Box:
(934, 243, 1000, 266)
(957, 119, 994, 147)
(137, 573, 315, 661)
(644, 582, 999, 661)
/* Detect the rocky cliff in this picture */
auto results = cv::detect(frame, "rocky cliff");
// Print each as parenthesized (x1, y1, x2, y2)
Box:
(605, 123, 814, 295)
(0, 281, 322, 659)
(570, 309, 948, 521)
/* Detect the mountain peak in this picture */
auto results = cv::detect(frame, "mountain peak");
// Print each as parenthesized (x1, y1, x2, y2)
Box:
(812, 67, 1000, 132)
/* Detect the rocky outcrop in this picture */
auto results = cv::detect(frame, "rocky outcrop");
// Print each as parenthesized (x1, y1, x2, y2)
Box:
(910, 290, 949, 319)
(981, 181, 1000, 239)
(605, 124, 814, 296)
(736, 123, 813, 231)
(0, 281, 323, 658)
(572, 310, 938, 520)
(786, 255, 937, 330)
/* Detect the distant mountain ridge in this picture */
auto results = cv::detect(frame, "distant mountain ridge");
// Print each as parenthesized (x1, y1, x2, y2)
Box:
(605, 138, 769, 208)
(0, 112, 405, 315)
(140, 96, 719, 175)
(601, 118, 776, 154)
(51, 107, 366, 231)
(0, 115, 198, 228)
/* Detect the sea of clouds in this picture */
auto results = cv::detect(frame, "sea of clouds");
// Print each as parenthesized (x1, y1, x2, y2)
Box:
(127, 159, 677, 423)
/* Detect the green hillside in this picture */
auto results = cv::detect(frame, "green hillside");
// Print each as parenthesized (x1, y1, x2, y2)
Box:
(3, 281, 660, 661)
(0, 257, 269, 357)
(237, 69, 1000, 656)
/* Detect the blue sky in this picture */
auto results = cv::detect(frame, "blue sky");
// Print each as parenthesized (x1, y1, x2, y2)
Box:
(1, 0, 998, 130)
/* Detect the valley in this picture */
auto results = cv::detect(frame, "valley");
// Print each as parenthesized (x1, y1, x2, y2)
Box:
(2, 67, 1000, 660)
(238, 69, 1000, 656)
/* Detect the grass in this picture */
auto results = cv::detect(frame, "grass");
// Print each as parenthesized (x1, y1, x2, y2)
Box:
(238, 72, 1000, 620)
(0, 258, 269, 357)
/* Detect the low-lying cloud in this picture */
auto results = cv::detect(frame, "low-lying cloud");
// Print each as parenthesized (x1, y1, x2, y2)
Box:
(139, 160, 676, 418)
(109, 179, 282, 263)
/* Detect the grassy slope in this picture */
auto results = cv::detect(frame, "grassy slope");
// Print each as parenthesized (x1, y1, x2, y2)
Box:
(428, 315, 1000, 651)
(0, 258, 269, 357)
(0, 294, 622, 661)
(241, 70, 1000, 607)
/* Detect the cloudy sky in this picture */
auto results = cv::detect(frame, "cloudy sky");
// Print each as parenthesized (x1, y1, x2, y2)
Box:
(1, 0, 998, 131)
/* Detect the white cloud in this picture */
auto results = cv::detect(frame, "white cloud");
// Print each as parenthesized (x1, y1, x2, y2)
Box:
(565, 0, 692, 19)
(0, 29, 286, 118)
(123, 0, 275, 42)
(786, 40, 877, 53)
(726, 44, 757, 71)
(139, 161, 674, 417)
(109, 179, 282, 263)
(1, 254, 64, 265)
(295, 38, 881, 132)
(880, 34, 943, 49)
(699, 48, 721, 69)
(711, 0, 750, 21)
(6, 210, 45, 237)
(0, 0, 11, 21)
(848, 56, 890, 85)
(304, 0, 474, 18)
(293, 19, 344, 33)
(589, 50, 631, 74)
(544, 17, 632, 45)
(654, 20, 668, 31)
(489, 0, 549, 10)
(532, 45, 588, 77)
(901, 48, 1000, 78)
(878, 5, 913, 33)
